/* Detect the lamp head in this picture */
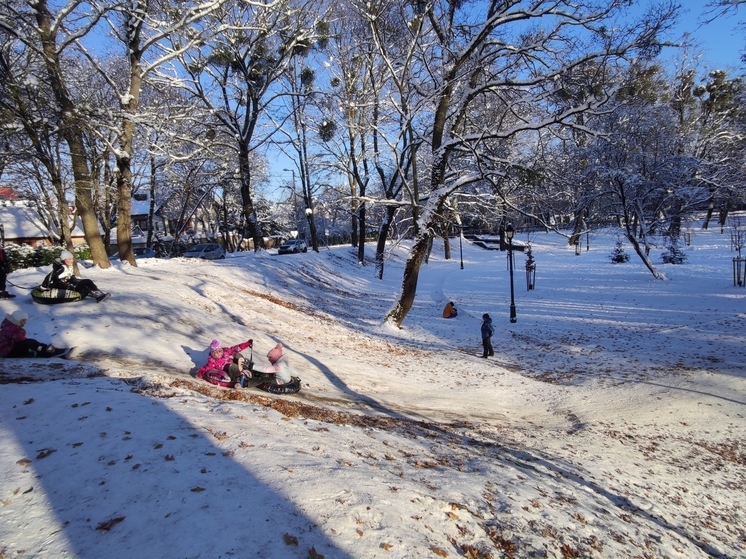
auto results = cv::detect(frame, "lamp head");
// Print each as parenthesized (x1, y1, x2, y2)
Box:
(505, 223, 515, 240)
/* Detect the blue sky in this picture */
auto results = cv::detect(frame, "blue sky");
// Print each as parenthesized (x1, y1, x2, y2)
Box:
(663, 1, 744, 71)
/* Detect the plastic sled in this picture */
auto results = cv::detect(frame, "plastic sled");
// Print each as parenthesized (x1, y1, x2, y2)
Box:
(31, 286, 83, 305)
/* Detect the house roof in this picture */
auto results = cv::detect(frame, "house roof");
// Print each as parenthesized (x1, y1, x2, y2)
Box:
(0, 187, 20, 201)
(0, 205, 51, 240)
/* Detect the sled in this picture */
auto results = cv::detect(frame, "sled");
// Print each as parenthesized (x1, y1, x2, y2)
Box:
(257, 376, 301, 395)
(202, 368, 235, 388)
(31, 286, 83, 305)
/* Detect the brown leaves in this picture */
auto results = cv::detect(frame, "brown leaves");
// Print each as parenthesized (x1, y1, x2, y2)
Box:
(205, 427, 228, 441)
(380, 542, 393, 551)
(96, 516, 125, 531)
(431, 547, 448, 557)
(308, 546, 324, 559)
(283, 533, 298, 546)
(35, 449, 56, 460)
(462, 545, 489, 559)
(16, 458, 31, 467)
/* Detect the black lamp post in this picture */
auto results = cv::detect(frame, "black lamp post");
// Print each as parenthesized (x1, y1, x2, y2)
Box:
(505, 223, 517, 323)
(458, 226, 464, 269)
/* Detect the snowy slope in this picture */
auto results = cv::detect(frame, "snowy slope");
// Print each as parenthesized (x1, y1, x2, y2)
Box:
(1, 226, 744, 558)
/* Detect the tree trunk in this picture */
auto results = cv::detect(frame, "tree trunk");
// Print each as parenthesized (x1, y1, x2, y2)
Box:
(385, 230, 432, 327)
(239, 145, 263, 251)
(357, 202, 366, 265)
(34, 0, 109, 267)
(626, 232, 666, 280)
(375, 205, 396, 280)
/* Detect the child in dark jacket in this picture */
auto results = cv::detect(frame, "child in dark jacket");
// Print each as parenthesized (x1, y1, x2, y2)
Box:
(481, 313, 495, 358)
(0, 310, 68, 358)
(42, 250, 110, 303)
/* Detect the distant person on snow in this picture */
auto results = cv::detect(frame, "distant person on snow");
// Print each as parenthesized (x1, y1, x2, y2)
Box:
(0, 310, 69, 358)
(443, 301, 458, 318)
(42, 250, 110, 303)
(196, 338, 253, 386)
(254, 343, 301, 394)
(481, 313, 495, 359)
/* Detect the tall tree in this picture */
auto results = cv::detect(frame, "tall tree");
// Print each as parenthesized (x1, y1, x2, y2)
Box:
(170, 0, 325, 251)
(380, 0, 679, 327)
(1, 0, 112, 266)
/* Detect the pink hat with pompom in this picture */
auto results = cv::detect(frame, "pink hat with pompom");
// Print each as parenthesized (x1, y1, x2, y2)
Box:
(210, 339, 221, 352)
(267, 343, 283, 364)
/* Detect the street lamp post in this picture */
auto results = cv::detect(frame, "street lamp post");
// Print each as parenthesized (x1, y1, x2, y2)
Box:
(458, 225, 464, 269)
(505, 223, 517, 323)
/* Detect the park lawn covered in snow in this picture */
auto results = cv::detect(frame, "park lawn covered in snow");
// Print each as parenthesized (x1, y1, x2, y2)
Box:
(0, 224, 744, 559)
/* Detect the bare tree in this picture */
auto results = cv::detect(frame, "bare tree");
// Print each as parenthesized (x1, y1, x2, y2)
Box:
(167, 0, 326, 252)
(0, 0, 112, 266)
(377, 0, 679, 327)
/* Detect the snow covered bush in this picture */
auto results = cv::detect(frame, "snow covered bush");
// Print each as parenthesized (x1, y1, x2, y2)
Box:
(3, 243, 90, 271)
(661, 236, 687, 264)
(609, 239, 629, 263)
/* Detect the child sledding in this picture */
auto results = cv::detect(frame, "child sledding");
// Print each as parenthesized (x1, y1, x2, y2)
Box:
(196, 338, 253, 388)
(252, 343, 301, 395)
(195, 339, 301, 395)
(0, 310, 71, 358)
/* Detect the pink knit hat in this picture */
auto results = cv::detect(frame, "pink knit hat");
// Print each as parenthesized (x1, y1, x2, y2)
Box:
(210, 339, 221, 351)
(267, 343, 283, 364)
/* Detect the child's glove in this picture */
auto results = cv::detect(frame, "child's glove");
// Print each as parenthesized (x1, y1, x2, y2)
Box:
(246, 339, 253, 348)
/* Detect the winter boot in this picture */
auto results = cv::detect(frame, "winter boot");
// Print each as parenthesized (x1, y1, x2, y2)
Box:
(44, 346, 71, 358)
(91, 290, 110, 303)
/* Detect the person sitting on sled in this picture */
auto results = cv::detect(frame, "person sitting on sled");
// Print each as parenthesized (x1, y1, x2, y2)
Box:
(442, 301, 458, 318)
(255, 343, 301, 394)
(225, 351, 253, 387)
(42, 250, 110, 303)
(0, 310, 69, 358)
(196, 338, 253, 385)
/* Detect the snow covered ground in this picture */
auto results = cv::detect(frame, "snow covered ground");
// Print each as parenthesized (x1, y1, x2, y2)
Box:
(0, 224, 744, 559)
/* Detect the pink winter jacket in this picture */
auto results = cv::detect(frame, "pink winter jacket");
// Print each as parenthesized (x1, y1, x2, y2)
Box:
(196, 340, 252, 379)
(0, 318, 26, 357)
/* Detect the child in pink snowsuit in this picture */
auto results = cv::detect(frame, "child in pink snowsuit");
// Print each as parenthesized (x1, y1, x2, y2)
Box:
(196, 338, 253, 380)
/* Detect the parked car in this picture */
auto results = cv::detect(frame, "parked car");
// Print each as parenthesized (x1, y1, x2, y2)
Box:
(134, 247, 155, 258)
(183, 243, 226, 260)
(278, 239, 308, 254)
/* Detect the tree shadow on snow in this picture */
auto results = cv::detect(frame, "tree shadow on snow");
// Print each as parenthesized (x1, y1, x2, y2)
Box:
(0, 372, 348, 559)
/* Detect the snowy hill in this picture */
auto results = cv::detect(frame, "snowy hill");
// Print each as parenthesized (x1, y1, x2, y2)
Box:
(1, 227, 744, 558)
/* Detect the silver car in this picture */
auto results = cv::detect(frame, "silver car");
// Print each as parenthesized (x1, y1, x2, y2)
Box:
(183, 243, 226, 260)
(278, 239, 308, 254)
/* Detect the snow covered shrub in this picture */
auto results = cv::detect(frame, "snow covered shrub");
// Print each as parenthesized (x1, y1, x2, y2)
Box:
(4, 243, 91, 270)
(661, 235, 687, 264)
(610, 239, 629, 263)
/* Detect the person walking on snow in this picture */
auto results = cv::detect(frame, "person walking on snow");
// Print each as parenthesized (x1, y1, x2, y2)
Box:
(42, 250, 110, 302)
(481, 313, 495, 358)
